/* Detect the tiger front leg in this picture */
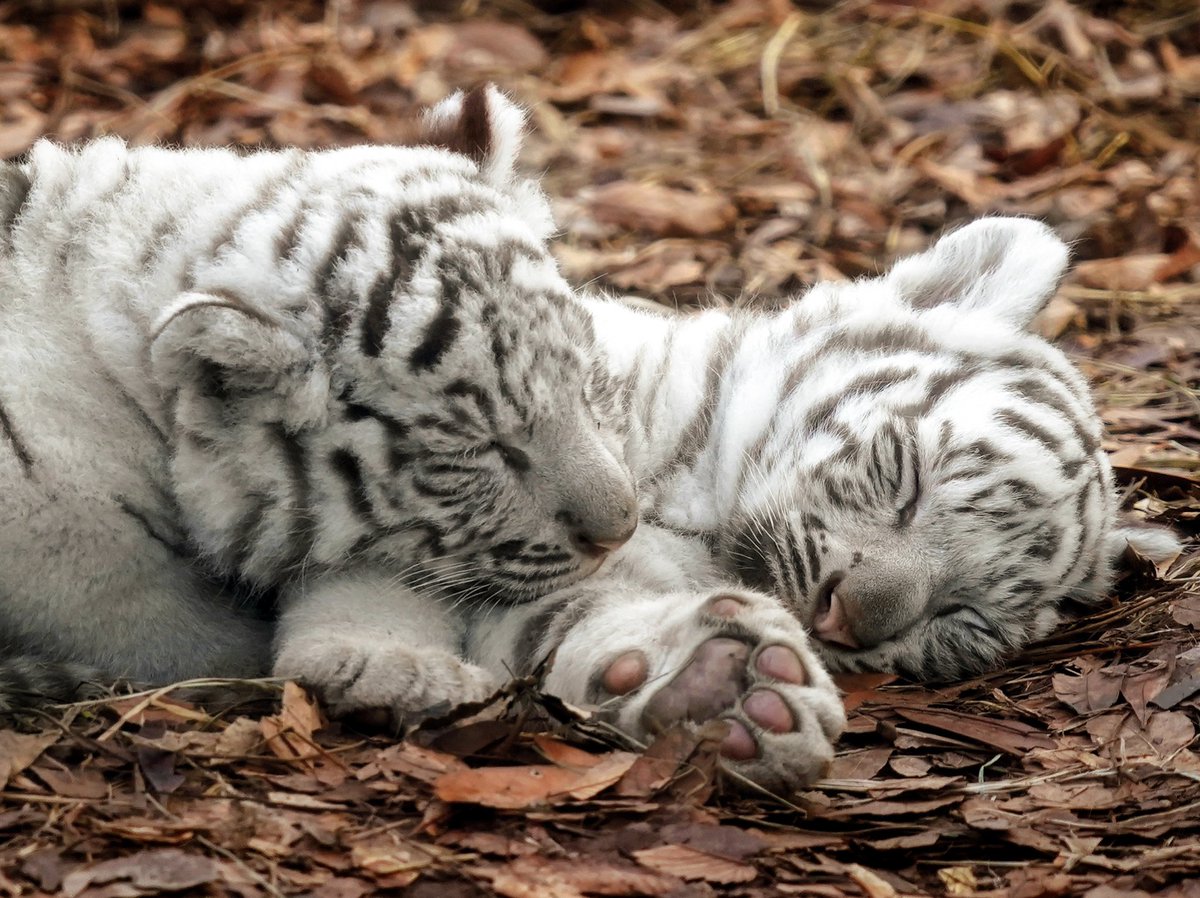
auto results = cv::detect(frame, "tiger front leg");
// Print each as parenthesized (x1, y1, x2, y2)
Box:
(273, 569, 497, 726)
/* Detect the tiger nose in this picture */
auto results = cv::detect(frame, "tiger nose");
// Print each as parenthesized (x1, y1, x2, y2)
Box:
(558, 508, 638, 558)
(812, 572, 860, 649)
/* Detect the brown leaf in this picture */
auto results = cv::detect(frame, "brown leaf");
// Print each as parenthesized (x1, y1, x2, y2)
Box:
(136, 744, 186, 794)
(589, 182, 736, 237)
(889, 756, 932, 777)
(260, 682, 326, 766)
(446, 21, 548, 73)
(827, 747, 894, 780)
(614, 724, 704, 797)
(632, 844, 756, 884)
(1171, 595, 1200, 630)
(350, 836, 434, 885)
(846, 863, 898, 898)
(358, 742, 465, 789)
(893, 707, 1056, 754)
(1152, 645, 1200, 709)
(1052, 657, 1126, 715)
(485, 855, 681, 898)
(61, 849, 218, 898)
(825, 795, 961, 818)
(1122, 644, 1176, 724)
(1086, 710, 1196, 758)
(0, 731, 56, 790)
(1074, 255, 1173, 291)
(434, 752, 638, 809)
(659, 823, 765, 861)
(31, 764, 108, 800)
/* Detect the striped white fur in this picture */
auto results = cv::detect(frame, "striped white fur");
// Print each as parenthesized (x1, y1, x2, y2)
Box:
(0, 86, 639, 722)
(469, 218, 1179, 789)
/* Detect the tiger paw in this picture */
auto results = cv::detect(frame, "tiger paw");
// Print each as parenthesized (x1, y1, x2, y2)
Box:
(546, 589, 846, 792)
(273, 637, 497, 728)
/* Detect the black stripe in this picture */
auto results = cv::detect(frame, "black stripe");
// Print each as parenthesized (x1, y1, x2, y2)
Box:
(1008, 375, 1098, 453)
(276, 198, 310, 263)
(329, 449, 375, 523)
(269, 423, 315, 572)
(116, 497, 188, 558)
(996, 408, 1064, 455)
(99, 372, 169, 446)
(360, 272, 394, 358)
(0, 395, 33, 476)
(444, 380, 497, 429)
(316, 214, 364, 346)
(409, 278, 462, 371)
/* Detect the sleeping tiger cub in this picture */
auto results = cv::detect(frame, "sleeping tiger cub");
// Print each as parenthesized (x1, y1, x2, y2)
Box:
(0, 86, 649, 722)
(469, 216, 1180, 790)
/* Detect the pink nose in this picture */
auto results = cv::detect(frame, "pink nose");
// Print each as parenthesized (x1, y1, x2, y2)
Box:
(812, 586, 860, 649)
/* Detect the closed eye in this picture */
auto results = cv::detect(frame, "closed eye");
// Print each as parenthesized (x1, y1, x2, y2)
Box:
(934, 604, 999, 640)
(490, 440, 530, 472)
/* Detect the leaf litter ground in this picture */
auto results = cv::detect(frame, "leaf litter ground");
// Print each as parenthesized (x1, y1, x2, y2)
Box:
(1, 1, 1198, 895)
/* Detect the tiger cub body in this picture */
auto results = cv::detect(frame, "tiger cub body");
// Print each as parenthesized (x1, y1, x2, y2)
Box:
(0, 86, 638, 720)
(470, 218, 1180, 790)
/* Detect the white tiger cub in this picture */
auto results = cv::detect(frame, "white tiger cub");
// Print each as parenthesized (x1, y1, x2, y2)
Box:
(469, 217, 1180, 790)
(0, 86, 650, 721)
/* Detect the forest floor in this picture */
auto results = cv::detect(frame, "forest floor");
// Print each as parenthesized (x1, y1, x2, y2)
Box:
(1, 1, 1198, 895)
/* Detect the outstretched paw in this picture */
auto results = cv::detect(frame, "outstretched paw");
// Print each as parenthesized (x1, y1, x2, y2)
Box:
(558, 590, 845, 792)
(274, 638, 497, 728)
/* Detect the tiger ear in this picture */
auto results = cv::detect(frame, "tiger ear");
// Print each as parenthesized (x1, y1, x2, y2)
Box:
(885, 217, 1069, 329)
(150, 291, 328, 422)
(420, 83, 527, 186)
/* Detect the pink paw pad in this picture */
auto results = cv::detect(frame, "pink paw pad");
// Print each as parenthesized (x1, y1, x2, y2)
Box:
(602, 650, 649, 696)
(720, 719, 758, 760)
(756, 645, 807, 685)
(707, 595, 747, 618)
(743, 689, 794, 733)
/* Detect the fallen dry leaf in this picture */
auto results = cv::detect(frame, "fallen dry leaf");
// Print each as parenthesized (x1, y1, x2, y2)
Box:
(61, 849, 218, 898)
(0, 731, 56, 790)
(633, 844, 756, 883)
(434, 752, 639, 809)
(589, 182, 737, 238)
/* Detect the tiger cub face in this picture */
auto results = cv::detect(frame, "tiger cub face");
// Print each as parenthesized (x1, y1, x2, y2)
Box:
(721, 219, 1173, 679)
(152, 86, 636, 603)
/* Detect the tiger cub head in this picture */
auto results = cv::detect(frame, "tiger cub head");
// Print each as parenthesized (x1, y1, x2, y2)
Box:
(152, 85, 637, 602)
(722, 218, 1180, 680)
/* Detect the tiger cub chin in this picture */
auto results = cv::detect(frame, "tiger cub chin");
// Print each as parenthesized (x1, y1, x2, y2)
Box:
(0, 85, 637, 723)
